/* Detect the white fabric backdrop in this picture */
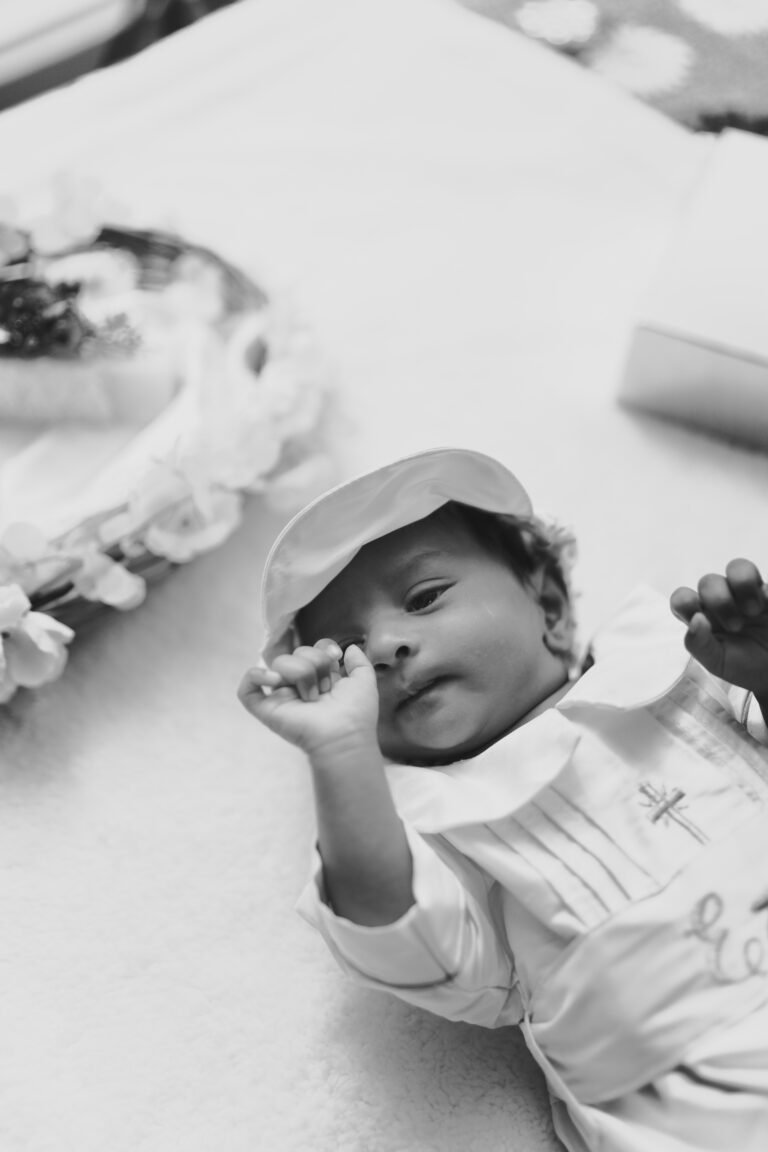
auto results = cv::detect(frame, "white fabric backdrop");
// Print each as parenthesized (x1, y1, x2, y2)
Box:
(1, 1, 767, 1149)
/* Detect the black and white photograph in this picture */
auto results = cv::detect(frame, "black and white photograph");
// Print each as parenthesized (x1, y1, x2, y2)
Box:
(2, 2, 768, 1150)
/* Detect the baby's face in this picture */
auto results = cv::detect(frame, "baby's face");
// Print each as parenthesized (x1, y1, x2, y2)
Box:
(297, 514, 568, 764)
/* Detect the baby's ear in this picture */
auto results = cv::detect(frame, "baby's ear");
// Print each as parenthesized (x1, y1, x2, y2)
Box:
(538, 571, 575, 659)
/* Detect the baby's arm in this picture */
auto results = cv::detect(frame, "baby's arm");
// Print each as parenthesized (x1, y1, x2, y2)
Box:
(670, 558, 768, 725)
(238, 642, 414, 926)
(240, 644, 519, 1030)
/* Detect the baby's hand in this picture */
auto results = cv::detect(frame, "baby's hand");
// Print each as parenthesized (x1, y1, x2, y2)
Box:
(670, 559, 768, 698)
(237, 641, 380, 758)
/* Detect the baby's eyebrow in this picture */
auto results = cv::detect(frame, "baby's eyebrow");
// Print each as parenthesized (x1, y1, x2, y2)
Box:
(389, 548, 449, 581)
(301, 550, 452, 638)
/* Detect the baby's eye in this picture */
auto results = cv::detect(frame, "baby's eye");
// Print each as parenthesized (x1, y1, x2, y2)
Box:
(406, 585, 449, 612)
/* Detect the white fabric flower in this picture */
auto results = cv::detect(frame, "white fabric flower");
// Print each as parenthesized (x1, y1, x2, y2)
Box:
(589, 26, 693, 97)
(676, 0, 768, 35)
(0, 584, 74, 702)
(176, 310, 331, 496)
(109, 457, 242, 563)
(127, 461, 198, 533)
(0, 522, 74, 595)
(179, 315, 283, 491)
(255, 360, 328, 441)
(199, 415, 284, 493)
(143, 488, 243, 563)
(15, 172, 117, 254)
(160, 253, 226, 322)
(71, 551, 147, 610)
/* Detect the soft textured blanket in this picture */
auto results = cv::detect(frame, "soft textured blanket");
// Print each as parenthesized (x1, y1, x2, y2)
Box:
(1, 1, 767, 1150)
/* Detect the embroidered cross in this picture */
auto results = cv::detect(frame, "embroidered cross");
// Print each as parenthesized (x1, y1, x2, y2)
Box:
(638, 783, 708, 843)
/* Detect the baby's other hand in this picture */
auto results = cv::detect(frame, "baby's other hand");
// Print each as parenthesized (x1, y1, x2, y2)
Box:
(237, 640, 379, 758)
(670, 559, 768, 697)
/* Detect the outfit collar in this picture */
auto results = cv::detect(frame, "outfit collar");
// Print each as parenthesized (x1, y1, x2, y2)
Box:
(557, 584, 689, 713)
(385, 585, 690, 833)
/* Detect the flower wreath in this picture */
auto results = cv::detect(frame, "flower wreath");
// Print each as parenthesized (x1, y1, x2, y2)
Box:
(0, 189, 334, 704)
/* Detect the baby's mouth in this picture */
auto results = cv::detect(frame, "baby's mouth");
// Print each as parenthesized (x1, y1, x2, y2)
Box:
(396, 676, 448, 711)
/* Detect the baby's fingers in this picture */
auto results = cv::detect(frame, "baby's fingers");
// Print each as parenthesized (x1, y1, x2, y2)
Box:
(681, 611, 724, 676)
(725, 558, 767, 618)
(696, 572, 745, 632)
(696, 565, 768, 633)
(270, 649, 324, 701)
(669, 588, 724, 671)
(670, 585, 700, 626)
(671, 563, 768, 632)
(313, 639, 344, 687)
(271, 643, 342, 701)
(237, 666, 283, 715)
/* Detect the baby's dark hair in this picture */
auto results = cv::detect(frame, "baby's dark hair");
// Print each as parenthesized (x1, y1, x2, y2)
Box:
(431, 501, 573, 604)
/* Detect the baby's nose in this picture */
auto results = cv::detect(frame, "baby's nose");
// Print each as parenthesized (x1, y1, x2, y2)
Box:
(367, 618, 417, 670)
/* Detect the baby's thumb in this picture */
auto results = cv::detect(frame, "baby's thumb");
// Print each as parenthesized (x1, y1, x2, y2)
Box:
(343, 644, 374, 678)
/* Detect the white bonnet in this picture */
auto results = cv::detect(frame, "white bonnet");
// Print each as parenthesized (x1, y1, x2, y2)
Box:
(259, 447, 536, 662)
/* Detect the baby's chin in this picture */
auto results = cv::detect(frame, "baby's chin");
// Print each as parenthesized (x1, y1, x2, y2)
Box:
(379, 678, 571, 765)
(379, 719, 514, 766)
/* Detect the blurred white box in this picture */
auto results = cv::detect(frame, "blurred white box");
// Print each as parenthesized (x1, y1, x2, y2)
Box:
(620, 129, 768, 449)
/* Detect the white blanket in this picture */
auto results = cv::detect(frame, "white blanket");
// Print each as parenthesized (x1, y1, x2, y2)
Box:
(1, 1, 766, 1149)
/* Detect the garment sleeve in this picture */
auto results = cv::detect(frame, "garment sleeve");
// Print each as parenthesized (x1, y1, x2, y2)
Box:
(294, 821, 522, 1028)
(692, 662, 768, 747)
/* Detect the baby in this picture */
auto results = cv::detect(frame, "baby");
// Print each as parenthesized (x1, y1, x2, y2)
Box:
(239, 448, 768, 1152)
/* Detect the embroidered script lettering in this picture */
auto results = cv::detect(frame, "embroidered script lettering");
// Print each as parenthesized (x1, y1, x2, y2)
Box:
(686, 892, 768, 984)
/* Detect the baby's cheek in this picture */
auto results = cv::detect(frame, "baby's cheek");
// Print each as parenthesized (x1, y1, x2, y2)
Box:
(375, 710, 393, 743)
(375, 710, 406, 760)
